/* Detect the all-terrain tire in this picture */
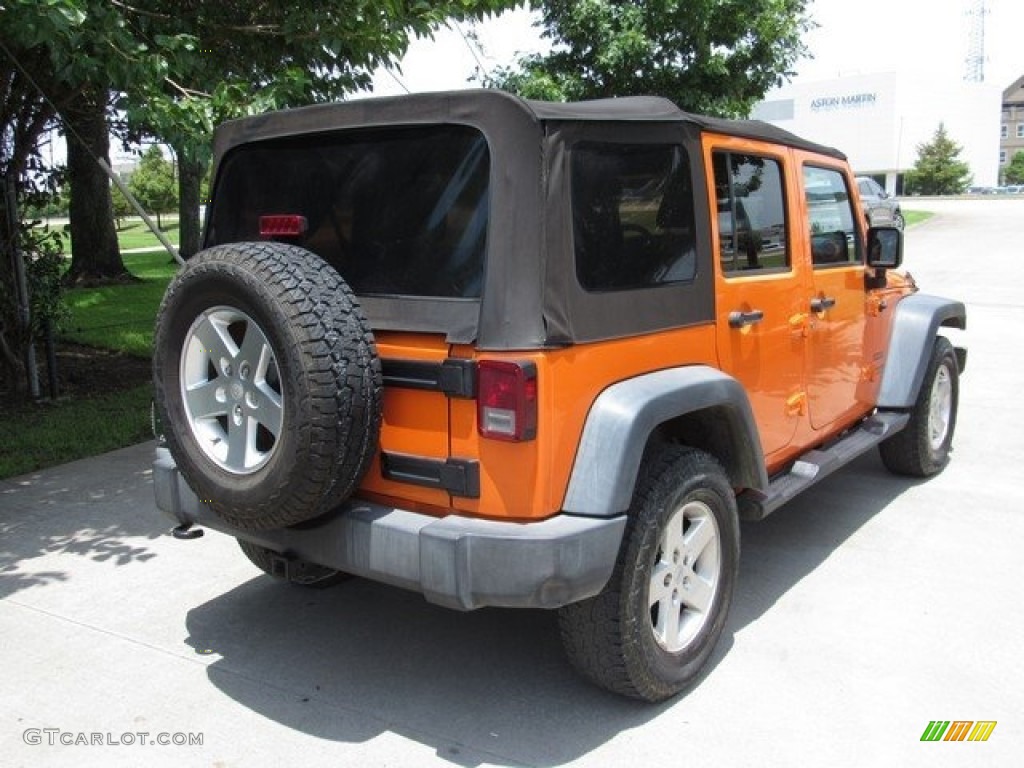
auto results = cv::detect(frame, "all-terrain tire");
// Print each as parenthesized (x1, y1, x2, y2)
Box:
(153, 242, 382, 530)
(879, 335, 959, 477)
(237, 539, 351, 588)
(557, 446, 740, 702)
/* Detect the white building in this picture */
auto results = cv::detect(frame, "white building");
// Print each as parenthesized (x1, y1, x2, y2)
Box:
(752, 73, 1001, 192)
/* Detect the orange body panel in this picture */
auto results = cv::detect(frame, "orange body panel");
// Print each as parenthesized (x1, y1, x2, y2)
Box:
(449, 326, 718, 521)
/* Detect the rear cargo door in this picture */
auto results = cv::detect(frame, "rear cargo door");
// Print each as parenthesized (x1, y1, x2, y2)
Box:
(358, 333, 469, 507)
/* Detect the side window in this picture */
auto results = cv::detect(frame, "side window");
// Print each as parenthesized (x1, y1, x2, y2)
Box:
(803, 165, 862, 267)
(712, 152, 789, 274)
(571, 143, 696, 292)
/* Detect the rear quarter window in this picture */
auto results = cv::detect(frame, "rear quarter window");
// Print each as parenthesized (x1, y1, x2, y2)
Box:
(571, 143, 697, 292)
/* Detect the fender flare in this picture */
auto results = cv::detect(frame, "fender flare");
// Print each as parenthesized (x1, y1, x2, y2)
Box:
(877, 293, 966, 409)
(562, 366, 768, 517)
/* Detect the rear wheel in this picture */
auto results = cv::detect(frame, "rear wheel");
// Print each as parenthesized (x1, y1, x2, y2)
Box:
(237, 540, 350, 588)
(879, 336, 959, 476)
(558, 447, 740, 702)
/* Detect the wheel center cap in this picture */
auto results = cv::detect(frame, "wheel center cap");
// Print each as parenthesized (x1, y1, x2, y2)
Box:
(231, 381, 245, 401)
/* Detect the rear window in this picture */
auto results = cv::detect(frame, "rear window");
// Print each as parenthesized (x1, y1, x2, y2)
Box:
(206, 125, 490, 299)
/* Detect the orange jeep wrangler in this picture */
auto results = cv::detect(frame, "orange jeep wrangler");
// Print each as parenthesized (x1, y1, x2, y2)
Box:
(153, 90, 966, 701)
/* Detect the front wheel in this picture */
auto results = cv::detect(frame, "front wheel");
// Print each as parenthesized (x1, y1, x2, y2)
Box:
(879, 335, 959, 476)
(558, 447, 740, 702)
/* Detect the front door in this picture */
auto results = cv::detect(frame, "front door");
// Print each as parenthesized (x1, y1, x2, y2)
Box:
(798, 160, 872, 431)
(709, 142, 806, 464)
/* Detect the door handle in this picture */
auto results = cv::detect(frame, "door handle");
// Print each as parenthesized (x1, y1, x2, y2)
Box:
(728, 309, 765, 328)
(810, 296, 836, 313)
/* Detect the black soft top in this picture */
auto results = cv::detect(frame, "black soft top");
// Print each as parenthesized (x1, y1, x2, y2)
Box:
(208, 90, 845, 349)
(213, 89, 844, 161)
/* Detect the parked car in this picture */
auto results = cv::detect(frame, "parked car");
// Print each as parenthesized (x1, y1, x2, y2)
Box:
(857, 176, 904, 229)
(153, 90, 965, 702)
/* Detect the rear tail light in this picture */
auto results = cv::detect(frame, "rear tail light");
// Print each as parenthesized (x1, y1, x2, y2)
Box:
(259, 214, 307, 238)
(477, 360, 537, 441)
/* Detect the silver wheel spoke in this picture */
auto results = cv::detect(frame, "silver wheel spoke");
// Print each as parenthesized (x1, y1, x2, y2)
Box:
(192, 314, 237, 361)
(649, 562, 675, 609)
(680, 573, 714, 614)
(660, 600, 683, 647)
(684, 515, 715, 561)
(184, 379, 226, 420)
(256, 386, 284, 437)
(226, 415, 255, 469)
(237, 321, 269, 371)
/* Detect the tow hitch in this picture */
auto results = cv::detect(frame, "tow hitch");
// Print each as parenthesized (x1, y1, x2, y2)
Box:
(171, 523, 204, 540)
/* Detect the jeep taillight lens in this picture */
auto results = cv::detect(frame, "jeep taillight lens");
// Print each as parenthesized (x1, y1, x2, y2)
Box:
(259, 214, 307, 238)
(477, 360, 537, 441)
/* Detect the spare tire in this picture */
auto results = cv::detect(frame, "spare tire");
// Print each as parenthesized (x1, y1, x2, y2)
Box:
(153, 242, 382, 530)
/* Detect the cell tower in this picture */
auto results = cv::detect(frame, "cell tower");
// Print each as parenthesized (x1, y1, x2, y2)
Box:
(964, 0, 987, 82)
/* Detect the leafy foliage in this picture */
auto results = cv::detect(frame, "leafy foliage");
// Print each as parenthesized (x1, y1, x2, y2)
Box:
(1004, 151, 1024, 185)
(127, 146, 177, 228)
(484, 0, 813, 116)
(904, 124, 973, 196)
(2, 0, 515, 394)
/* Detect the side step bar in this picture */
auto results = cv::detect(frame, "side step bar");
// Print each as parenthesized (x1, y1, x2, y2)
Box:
(740, 411, 910, 521)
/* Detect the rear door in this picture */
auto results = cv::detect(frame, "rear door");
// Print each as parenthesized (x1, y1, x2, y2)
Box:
(706, 137, 807, 464)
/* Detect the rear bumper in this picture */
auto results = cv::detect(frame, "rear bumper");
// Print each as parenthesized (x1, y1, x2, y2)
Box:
(154, 446, 625, 610)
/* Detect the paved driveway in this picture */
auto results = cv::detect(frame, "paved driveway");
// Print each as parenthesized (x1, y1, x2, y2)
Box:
(2, 198, 1022, 767)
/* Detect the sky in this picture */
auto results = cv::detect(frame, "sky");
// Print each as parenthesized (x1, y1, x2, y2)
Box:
(369, 0, 1024, 98)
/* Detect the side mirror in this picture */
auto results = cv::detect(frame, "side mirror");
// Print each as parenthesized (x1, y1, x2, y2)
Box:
(867, 226, 902, 269)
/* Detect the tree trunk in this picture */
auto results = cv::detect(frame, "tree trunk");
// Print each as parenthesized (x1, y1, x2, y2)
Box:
(176, 143, 203, 259)
(64, 88, 132, 285)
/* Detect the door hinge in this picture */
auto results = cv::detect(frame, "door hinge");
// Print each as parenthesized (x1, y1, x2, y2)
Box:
(380, 452, 481, 498)
(381, 358, 477, 399)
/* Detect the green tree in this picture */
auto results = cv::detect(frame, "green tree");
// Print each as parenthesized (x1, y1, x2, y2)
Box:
(119, 1, 517, 258)
(127, 146, 177, 230)
(1004, 151, 1024, 185)
(111, 181, 134, 230)
(2, 0, 517, 280)
(904, 124, 972, 196)
(484, 0, 813, 116)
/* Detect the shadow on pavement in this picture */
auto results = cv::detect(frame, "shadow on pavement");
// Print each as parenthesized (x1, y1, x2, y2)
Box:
(731, 451, 923, 632)
(182, 450, 921, 766)
(0, 442, 162, 599)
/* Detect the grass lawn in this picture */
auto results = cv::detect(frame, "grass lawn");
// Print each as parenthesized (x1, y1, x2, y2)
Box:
(115, 219, 180, 251)
(61, 249, 179, 356)
(0, 249, 177, 479)
(0, 385, 154, 478)
(904, 210, 933, 227)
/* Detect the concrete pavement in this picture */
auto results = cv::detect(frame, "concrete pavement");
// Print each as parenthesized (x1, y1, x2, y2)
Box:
(2, 198, 1022, 767)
